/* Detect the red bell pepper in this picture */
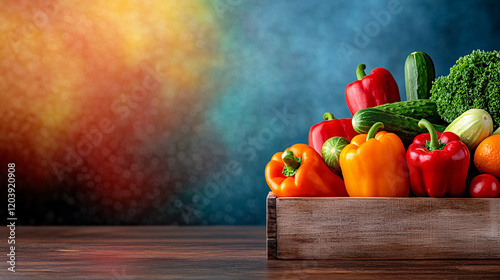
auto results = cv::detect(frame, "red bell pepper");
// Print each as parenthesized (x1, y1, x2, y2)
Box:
(308, 112, 358, 156)
(406, 119, 470, 197)
(345, 64, 400, 115)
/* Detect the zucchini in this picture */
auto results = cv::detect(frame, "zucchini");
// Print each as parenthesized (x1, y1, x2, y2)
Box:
(352, 108, 447, 144)
(404, 51, 435, 100)
(444, 109, 493, 150)
(374, 99, 446, 124)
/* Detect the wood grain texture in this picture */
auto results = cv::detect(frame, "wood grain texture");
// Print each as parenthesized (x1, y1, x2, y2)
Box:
(267, 192, 277, 259)
(271, 193, 500, 260)
(1, 226, 500, 279)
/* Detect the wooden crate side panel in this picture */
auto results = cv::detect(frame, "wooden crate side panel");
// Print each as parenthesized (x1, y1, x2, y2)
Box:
(267, 192, 277, 259)
(275, 197, 500, 260)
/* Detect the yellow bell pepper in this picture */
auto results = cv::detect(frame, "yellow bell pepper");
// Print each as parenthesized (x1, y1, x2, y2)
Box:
(339, 122, 409, 197)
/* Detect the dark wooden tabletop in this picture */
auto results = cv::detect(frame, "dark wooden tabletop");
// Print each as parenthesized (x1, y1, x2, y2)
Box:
(2, 226, 500, 279)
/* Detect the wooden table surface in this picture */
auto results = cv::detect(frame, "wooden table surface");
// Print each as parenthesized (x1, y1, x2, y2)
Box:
(2, 226, 500, 279)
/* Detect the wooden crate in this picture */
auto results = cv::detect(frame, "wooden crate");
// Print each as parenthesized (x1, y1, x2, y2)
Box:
(266, 192, 500, 260)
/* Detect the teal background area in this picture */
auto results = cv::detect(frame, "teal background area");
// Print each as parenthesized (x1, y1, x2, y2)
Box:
(195, 0, 499, 225)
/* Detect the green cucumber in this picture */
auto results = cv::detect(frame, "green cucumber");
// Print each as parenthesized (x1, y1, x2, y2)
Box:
(322, 137, 350, 176)
(405, 51, 435, 100)
(374, 99, 446, 124)
(352, 108, 447, 144)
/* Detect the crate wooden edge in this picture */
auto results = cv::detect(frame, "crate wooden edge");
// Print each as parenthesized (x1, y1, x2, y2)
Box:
(266, 192, 277, 260)
(266, 191, 500, 260)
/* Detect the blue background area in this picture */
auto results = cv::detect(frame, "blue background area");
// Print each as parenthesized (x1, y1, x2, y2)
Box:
(188, 0, 500, 225)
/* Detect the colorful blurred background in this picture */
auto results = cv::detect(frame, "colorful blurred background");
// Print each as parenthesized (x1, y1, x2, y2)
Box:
(1, 0, 499, 225)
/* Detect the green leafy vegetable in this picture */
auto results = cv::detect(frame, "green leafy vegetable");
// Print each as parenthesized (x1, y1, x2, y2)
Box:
(430, 50, 500, 128)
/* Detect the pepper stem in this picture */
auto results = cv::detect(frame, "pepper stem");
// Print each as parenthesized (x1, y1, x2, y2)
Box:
(323, 112, 335, 120)
(356, 64, 367, 80)
(418, 119, 443, 151)
(282, 150, 301, 177)
(366, 122, 384, 141)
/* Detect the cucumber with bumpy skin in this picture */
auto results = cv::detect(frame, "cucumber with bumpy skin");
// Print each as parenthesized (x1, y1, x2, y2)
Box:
(374, 99, 446, 124)
(352, 107, 447, 144)
(405, 51, 435, 100)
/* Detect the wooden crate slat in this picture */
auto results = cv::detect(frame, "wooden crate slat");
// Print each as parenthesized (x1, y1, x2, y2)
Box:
(267, 192, 500, 260)
(266, 192, 277, 259)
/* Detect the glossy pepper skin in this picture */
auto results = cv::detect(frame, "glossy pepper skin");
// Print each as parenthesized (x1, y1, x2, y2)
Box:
(345, 64, 400, 115)
(406, 119, 470, 197)
(469, 174, 500, 198)
(265, 144, 348, 197)
(339, 122, 409, 197)
(308, 112, 358, 156)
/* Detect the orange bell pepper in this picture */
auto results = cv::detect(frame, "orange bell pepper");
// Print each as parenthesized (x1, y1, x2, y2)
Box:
(339, 122, 409, 197)
(265, 143, 348, 197)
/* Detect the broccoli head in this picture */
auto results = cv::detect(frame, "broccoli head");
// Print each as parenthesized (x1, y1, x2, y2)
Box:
(430, 50, 500, 129)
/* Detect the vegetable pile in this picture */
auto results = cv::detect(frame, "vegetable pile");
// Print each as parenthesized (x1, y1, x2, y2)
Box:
(265, 50, 500, 198)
